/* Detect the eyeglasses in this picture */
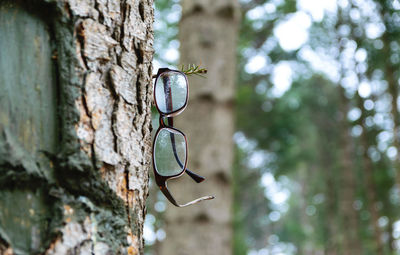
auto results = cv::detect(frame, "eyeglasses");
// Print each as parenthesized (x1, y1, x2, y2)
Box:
(152, 68, 215, 207)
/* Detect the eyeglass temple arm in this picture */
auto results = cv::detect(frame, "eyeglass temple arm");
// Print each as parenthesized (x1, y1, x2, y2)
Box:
(159, 182, 215, 208)
(186, 169, 206, 183)
(162, 74, 205, 184)
(168, 131, 205, 183)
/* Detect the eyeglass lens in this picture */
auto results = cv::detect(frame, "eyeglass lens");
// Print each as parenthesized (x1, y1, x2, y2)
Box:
(154, 128, 187, 177)
(155, 72, 187, 114)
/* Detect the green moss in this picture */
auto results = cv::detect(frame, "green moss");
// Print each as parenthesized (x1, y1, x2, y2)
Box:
(0, 189, 61, 255)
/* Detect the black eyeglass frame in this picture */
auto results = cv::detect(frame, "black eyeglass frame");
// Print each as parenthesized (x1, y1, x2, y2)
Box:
(152, 68, 214, 207)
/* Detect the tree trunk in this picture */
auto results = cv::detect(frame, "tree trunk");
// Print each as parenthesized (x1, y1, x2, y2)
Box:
(382, 22, 400, 196)
(355, 88, 384, 255)
(159, 0, 240, 254)
(297, 167, 314, 255)
(324, 167, 340, 255)
(337, 85, 362, 255)
(319, 134, 339, 255)
(387, 216, 395, 253)
(378, 5, 400, 253)
(0, 0, 153, 254)
(333, 8, 362, 253)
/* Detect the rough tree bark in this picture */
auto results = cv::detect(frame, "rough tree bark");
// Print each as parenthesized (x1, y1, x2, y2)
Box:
(159, 0, 240, 254)
(0, 0, 153, 254)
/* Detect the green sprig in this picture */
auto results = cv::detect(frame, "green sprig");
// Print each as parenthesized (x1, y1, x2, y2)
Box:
(180, 64, 207, 78)
(152, 64, 208, 79)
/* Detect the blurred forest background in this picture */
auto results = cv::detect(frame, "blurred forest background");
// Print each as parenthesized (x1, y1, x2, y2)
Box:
(146, 0, 400, 254)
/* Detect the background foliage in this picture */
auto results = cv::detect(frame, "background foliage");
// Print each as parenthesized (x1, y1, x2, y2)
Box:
(149, 0, 400, 254)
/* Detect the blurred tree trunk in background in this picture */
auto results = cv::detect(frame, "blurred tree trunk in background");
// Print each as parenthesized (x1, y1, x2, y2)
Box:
(337, 85, 362, 255)
(335, 8, 362, 254)
(160, 0, 240, 254)
(0, 0, 153, 254)
(315, 110, 340, 255)
(377, 2, 400, 251)
(298, 167, 314, 255)
(356, 93, 383, 255)
(380, 4, 400, 198)
(350, 12, 384, 252)
(322, 150, 340, 255)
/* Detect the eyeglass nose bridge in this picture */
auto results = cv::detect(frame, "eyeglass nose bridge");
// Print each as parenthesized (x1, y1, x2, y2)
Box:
(159, 116, 167, 127)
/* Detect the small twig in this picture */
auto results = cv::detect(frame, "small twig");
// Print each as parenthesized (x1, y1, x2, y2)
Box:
(152, 64, 208, 79)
